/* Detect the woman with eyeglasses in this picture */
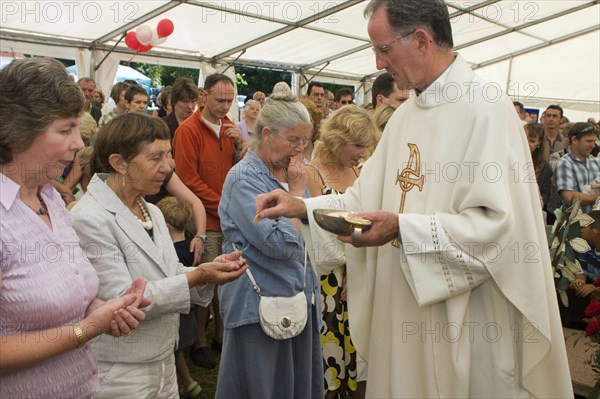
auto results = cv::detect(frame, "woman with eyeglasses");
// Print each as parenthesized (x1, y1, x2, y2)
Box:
(216, 87, 323, 398)
(70, 113, 247, 398)
(305, 105, 380, 399)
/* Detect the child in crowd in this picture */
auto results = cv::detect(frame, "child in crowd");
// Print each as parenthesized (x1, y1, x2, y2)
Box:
(156, 196, 202, 399)
(562, 210, 600, 330)
(572, 210, 600, 296)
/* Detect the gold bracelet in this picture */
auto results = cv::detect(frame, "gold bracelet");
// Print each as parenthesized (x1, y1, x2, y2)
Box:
(70, 323, 85, 348)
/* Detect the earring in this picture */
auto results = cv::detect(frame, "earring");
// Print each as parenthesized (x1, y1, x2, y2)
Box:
(122, 174, 126, 187)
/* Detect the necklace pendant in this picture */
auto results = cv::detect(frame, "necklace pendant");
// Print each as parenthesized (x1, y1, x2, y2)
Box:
(136, 198, 153, 231)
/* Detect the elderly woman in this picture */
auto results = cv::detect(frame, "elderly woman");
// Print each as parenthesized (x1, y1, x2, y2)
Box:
(216, 92, 323, 398)
(0, 57, 148, 399)
(70, 113, 247, 398)
(305, 105, 380, 399)
(237, 99, 260, 143)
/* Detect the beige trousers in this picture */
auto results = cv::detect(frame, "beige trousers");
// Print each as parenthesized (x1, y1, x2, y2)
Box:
(94, 354, 178, 399)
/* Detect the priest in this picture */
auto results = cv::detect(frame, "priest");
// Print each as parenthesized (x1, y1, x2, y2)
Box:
(256, 0, 573, 397)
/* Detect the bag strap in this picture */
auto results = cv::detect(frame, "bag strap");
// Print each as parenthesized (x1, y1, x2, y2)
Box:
(232, 242, 308, 296)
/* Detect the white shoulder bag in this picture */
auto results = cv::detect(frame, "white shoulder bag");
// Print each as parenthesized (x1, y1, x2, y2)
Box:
(240, 245, 309, 340)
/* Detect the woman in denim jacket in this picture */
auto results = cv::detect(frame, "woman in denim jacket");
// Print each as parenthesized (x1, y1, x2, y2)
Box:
(216, 87, 323, 399)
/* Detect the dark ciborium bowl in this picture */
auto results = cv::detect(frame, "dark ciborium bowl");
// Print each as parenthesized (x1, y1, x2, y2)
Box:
(312, 209, 372, 241)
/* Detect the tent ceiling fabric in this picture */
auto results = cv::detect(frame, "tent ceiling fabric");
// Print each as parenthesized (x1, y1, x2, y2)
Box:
(1, 0, 598, 115)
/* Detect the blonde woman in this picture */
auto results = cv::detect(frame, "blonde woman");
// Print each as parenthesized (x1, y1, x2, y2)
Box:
(305, 105, 379, 399)
(372, 103, 396, 134)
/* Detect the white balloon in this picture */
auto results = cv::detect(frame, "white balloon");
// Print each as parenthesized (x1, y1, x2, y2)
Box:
(136, 25, 153, 46)
(152, 37, 167, 46)
(150, 30, 167, 46)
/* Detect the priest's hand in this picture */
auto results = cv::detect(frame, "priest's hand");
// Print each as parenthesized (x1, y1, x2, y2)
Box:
(338, 210, 399, 247)
(255, 189, 308, 220)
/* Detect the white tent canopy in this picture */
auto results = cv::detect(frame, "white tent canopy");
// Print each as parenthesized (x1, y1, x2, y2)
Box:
(1, 0, 598, 120)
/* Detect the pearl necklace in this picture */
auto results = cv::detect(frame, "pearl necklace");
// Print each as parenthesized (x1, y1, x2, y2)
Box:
(136, 198, 153, 231)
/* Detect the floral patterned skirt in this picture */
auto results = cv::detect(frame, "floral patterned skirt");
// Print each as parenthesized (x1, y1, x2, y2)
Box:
(320, 267, 358, 399)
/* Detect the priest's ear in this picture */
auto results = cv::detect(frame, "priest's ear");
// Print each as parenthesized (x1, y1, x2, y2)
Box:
(414, 28, 434, 53)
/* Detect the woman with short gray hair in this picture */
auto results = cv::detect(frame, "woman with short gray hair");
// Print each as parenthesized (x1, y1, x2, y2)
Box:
(216, 91, 324, 398)
(236, 99, 260, 144)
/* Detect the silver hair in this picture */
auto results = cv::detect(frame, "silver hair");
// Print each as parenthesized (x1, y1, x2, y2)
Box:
(251, 91, 312, 150)
(245, 99, 260, 109)
(364, 0, 453, 49)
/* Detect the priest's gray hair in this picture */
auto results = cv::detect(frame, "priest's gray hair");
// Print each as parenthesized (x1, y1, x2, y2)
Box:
(364, 0, 454, 49)
(252, 91, 312, 150)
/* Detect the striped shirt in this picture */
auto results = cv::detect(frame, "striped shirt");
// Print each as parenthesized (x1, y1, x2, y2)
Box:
(556, 151, 600, 213)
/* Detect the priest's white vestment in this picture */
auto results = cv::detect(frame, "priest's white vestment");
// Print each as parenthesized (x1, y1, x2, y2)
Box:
(301, 55, 572, 398)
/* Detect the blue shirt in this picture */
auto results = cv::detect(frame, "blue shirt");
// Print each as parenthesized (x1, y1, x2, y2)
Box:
(579, 244, 600, 281)
(556, 150, 600, 213)
(217, 150, 318, 329)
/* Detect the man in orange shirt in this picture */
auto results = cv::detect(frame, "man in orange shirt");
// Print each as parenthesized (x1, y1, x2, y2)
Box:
(172, 73, 243, 369)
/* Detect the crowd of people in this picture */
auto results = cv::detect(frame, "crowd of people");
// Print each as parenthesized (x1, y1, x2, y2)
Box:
(1, 0, 599, 398)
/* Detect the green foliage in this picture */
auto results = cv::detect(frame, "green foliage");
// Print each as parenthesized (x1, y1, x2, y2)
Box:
(235, 65, 291, 96)
(550, 198, 594, 306)
(127, 62, 199, 88)
(236, 73, 248, 88)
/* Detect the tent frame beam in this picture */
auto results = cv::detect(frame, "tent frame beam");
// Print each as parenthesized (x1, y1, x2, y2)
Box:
(208, 0, 364, 61)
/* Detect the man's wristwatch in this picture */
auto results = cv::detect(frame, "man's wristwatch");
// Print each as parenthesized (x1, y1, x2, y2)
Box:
(195, 234, 207, 242)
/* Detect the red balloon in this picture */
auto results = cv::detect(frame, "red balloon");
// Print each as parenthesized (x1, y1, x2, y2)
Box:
(138, 44, 153, 53)
(125, 31, 141, 51)
(157, 19, 174, 38)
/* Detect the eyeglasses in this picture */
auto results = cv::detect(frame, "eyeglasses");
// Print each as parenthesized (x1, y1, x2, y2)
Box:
(371, 30, 416, 57)
(286, 136, 310, 148)
(339, 100, 353, 105)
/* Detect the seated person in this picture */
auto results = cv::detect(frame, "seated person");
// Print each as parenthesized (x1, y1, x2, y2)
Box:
(572, 210, 600, 296)
(563, 210, 600, 330)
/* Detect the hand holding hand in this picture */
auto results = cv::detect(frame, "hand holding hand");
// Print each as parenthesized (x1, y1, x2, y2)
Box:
(574, 283, 597, 298)
(83, 278, 150, 339)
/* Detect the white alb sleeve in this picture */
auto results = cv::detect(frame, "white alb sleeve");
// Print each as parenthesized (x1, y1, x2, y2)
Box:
(398, 213, 490, 306)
